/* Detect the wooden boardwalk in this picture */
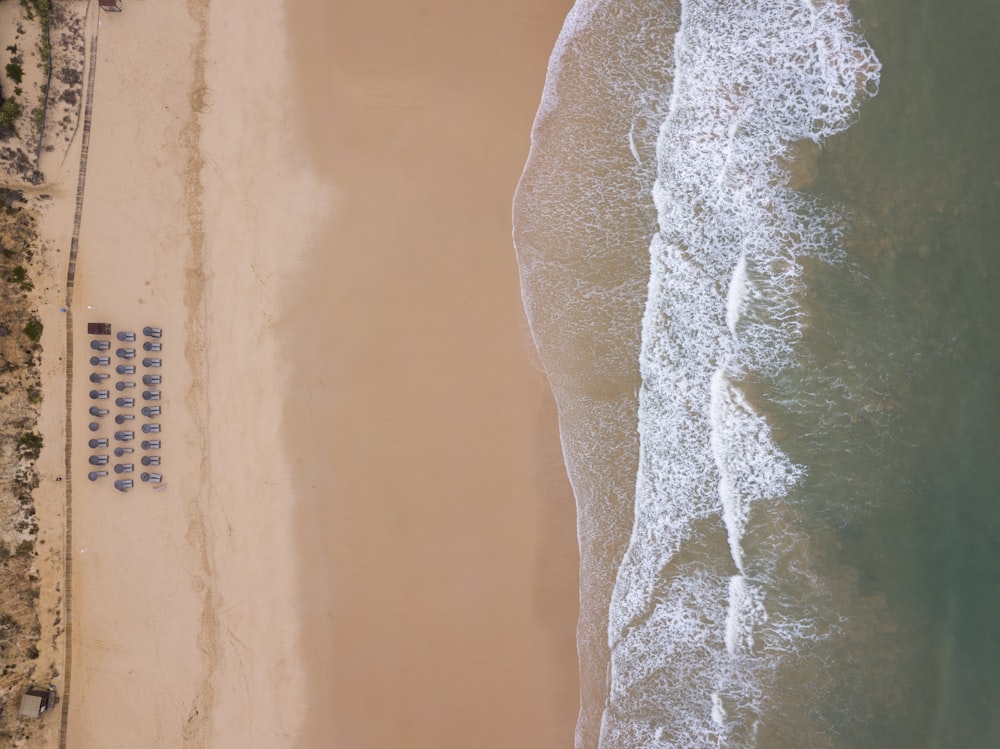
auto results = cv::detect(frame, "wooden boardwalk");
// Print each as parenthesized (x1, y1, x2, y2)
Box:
(58, 30, 99, 749)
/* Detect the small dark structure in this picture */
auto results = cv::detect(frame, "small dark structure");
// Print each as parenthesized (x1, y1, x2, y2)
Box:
(99, 0, 122, 11)
(87, 322, 111, 335)
(19, 685, 56, 718)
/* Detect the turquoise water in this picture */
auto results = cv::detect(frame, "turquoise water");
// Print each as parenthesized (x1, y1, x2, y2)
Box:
(514, 1, 1000, 747)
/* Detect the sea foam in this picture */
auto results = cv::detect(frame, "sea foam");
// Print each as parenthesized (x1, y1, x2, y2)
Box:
(601, 1, 880, 747)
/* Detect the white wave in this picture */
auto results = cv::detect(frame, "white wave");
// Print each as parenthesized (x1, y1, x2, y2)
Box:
(602, 0, 880, 746)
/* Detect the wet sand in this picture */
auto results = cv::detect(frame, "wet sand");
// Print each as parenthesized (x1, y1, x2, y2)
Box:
(284, 1, 580, 747)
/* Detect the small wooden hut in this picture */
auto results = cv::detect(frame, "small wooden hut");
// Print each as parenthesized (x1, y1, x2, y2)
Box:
(98, 0, 122, 11)
(18, 686, 55, 718)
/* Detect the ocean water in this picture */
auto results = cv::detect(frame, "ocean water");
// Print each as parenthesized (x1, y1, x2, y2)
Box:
(513, 1, 1000, 747)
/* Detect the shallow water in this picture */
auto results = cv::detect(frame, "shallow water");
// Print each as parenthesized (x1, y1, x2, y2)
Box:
(514, 0, 1000, 746)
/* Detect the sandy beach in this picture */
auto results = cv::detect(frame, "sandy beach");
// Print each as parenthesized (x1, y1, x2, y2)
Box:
(25, 0, 578, 746)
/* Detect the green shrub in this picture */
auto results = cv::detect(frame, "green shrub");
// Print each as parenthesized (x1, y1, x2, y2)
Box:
(23, 316, 42, 342)
(0, 98, 20, 128)
(5, 63, 23, 84)
(17, 431, 42, 459)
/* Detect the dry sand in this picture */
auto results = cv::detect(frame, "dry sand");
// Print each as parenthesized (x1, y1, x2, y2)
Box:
(30, 0, 578, 746)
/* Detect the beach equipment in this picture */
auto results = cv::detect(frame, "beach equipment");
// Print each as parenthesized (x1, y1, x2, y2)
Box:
(142, 357, 162, 367)
(141, 455, 160, 466)
(89, 438, 109, 448)
(116, 348, 136, 359)
(90, 390, 109, 400)
(88, 471, 108, 481)
(114, 446, 134, 457)
(140, 472, 163, 483)
(114, 430, 135, 441)
(143, 326, 162, 338)
(116, 364, 136, 375)
(140, 440, 160, 450)
(88, 455, 109, 466)
(88, 422, 100, 432)
(114, 414, 135, 424)
(143, 341, 162, 352)
(141, 405, 161, 417)
(90, 340, 110, 351)
(89, 406, 108, 416)
(117, 331, 136, 341)
(90, 356, 110, 366)
(116, 381, 136, 391)
(114, 479, 133, 492)
(141, 423, 161, 434)
(89, 372, 110, 382)
(142, 390, 161, 400)
(115, 397, 134, 408)
(114, 463, 134, 474)
(142, 374, 161, 386)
